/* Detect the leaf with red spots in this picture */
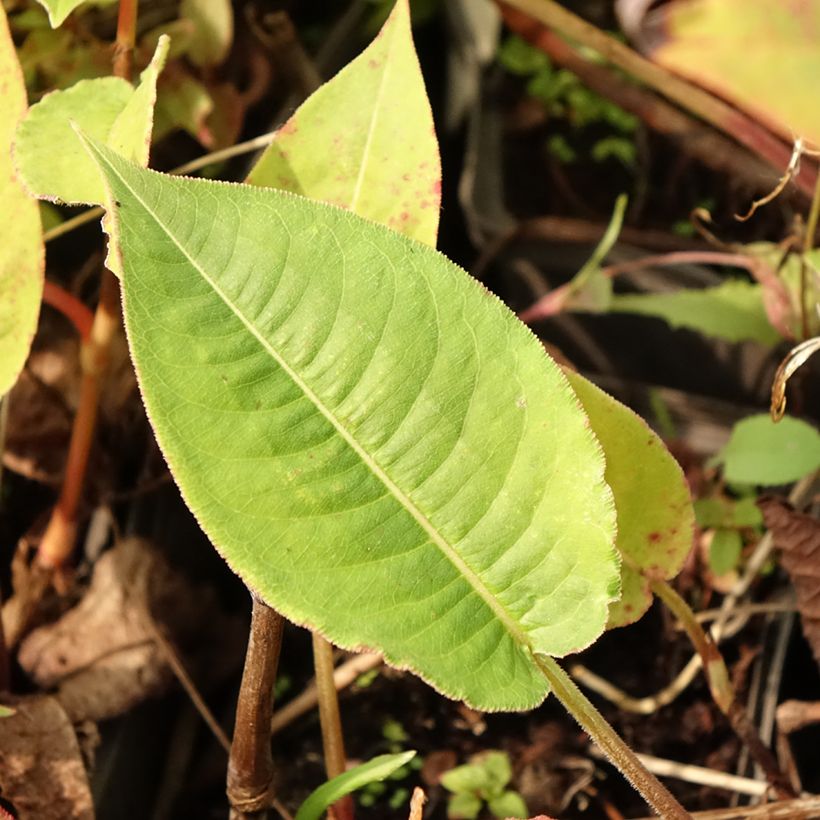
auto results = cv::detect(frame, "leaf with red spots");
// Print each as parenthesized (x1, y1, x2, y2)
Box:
(0, 4, 44, 398)
(246, 0, 441, 247)
(566, 372, 695, 628)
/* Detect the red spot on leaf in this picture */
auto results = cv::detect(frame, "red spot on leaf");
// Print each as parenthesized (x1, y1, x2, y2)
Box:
(278, 119, 298, 136)
(432, 179, 442, 196)
(648, 531, 661, 543)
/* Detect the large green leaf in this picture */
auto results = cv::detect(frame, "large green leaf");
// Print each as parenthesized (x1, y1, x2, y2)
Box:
(609, 280, 780, 345)
(0, 4, 44, 398)
(246, 0, 441, 247)
(566, 373, 694, 628)
(84, 139, 619, 711)
(715, 414, 820, 486)
(14, 36, 168, 205)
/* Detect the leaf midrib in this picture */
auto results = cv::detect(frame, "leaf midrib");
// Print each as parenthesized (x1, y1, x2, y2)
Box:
(101, 153, 530, 652)
(348, 11, 395, 213)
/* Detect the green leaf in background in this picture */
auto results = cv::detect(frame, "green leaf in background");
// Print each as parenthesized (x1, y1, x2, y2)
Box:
(153, 67, 213, 145)
(487, 791, 528, 819)
(14, 36, 168, 205)
(247, 0, 441, 247)
(609, 280, 780, 345)
(0, 4, 44, 399)
(709, 528, 742, 576)
(694, 496, 763, 530)
(0, 704, 16, 718)
(715, 414, 820, 486)
(652, 0, 820, 146)
(477, 751, 512, 794)
(32, 0, 99, 28)
(294, 752, 415, 820)
(566, 372, 694, 628)
(180, 0, 233, 67)
(441, 764, 489, 796)
(447, 792, 482, 820)
(84, 139, 619, 710)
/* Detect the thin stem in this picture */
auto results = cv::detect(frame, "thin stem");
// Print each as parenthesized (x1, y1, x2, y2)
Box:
(650, 579, 795, 799)
(113, 0, 138, 81)
(312, 633, 355, 820)
(534, 655, 690, 819)
(498, 0, 816, 198)
(42, 281, 94, 342)
(228, 596, 284, 819)
(37, 0, 138, 568)
(799, 172, 820, 339)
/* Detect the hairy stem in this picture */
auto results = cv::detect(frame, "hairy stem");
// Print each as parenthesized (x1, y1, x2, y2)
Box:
(534, 654, 691, 819)
(228, 596, 285, 819)
(498, 0, 816, 198)
(312, 633, 355, 820)
(651, 579, 795, 799)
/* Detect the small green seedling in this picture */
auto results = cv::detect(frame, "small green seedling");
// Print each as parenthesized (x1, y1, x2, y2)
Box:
(441, 751, 528, 820)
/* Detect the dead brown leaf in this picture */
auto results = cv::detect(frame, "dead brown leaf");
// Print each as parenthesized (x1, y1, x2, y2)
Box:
(17, 537, 244, 723)
(758, 496, 820, 669)
(0, 694, 94, 820)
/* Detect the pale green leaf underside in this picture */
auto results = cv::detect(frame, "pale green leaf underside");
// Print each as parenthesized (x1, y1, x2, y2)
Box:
(14, 36, 168, 205)
(608, 280, 779, 346)
(0, 5, 44, 398)
(566, 373, 694, 629)
(86, 141, 618, 711)
(246, 0, 441, 247)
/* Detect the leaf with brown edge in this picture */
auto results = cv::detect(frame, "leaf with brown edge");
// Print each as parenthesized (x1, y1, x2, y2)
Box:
(759, 496, 820, 670)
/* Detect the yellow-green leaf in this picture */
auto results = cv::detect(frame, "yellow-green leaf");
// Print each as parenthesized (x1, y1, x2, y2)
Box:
(14, 36, 168, 205)
(0, 4, 44, 398)
(566, 372, 694, 628)
(247, 0, 441, 247)
(652, 0, 820, 144)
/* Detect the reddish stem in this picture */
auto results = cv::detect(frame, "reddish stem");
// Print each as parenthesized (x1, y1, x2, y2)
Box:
(42, 281, 94, 342)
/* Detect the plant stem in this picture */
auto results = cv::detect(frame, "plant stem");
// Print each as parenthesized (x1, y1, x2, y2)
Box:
(312, 633, 355, 820)
(113, 0, 138, 81)
(228, 595, 285, 819)
(37, 0, 139, 568)
(534, 654, 691, 819)
(42, 282, 94, 342)
(799, 172, 820, 339)
(498, 0, 816, 198)
(650, 579, 795, 799)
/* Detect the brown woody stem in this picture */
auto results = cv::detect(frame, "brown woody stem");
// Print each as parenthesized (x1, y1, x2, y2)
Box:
(228, 596, 284, 818)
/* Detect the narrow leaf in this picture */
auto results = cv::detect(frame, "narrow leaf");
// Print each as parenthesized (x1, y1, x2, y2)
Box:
(716, 414, 820, 486)
(246, 0, 441, 247)
(566, 372, 694, 628)
(609, 280, 780, 345)
(0, 4, 44, 398)
(294, 752, 416, 820)
(14, 36, 168, 205)
(84, 140, 619, 711)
